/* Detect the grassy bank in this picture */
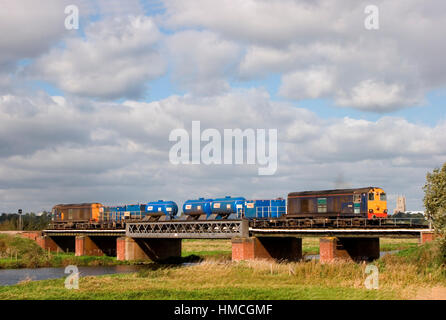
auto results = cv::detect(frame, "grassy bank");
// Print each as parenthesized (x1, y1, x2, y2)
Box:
(0, 236, 227, 269)
(182, 238, 420, 257)
(0, 236, 231, 269)
(181, 239, 231, 259)
(0, 234, 132, 269)
(301, 237, 419, 255)
(0, 266, 395, 300)
(0, 238, 444, 300)
(0, 235, 420, 269)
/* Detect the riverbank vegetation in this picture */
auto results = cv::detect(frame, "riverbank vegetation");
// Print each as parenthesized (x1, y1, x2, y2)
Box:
(0, 234, 420, 269)
(0, 239, 445, 300)
(0, 234, 444, 299)
(0, 235, 231, 269)
(0, 234, 129, 269)
(423, 162, 446, 259)
(180, 237, 419, 257)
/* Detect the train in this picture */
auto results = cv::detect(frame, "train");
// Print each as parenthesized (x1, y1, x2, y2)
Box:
(50, 187, 388, 229)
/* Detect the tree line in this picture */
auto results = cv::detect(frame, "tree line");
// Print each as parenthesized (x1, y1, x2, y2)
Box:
(0, 212, 51, 231)
(423, 162, 446, 256)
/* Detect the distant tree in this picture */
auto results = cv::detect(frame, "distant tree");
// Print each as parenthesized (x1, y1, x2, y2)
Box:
(0, 211, 51, 231)
(392, 211, 425, 224)
(423, 162, 446, 252)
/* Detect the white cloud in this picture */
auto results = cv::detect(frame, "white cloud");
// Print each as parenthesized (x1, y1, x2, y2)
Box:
(1, 89, 445, 212)
(279, 67, 335, 100)
(30, 15, 166, 99)
(335, 80, 421, 111)
(0, 0, 73, 68)
(163, 0, 347, 46)
(166, 30, 241, 95)
(162, 0, 446, 111)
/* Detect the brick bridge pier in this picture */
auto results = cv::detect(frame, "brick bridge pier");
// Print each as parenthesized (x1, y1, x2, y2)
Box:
(18, 224, 436, 263)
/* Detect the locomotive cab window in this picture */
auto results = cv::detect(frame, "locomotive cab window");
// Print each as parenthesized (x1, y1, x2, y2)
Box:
(380, 193, 387, 201)
(317, 198, 327, 213)
(368, 193, 374, 201)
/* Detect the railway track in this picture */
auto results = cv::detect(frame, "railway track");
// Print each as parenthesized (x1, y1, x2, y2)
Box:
(249, 217, 429, 229)
(48, 217, 430, 231)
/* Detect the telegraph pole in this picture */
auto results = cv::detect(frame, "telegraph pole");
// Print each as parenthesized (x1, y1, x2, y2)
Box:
(18, 209, 22, 231)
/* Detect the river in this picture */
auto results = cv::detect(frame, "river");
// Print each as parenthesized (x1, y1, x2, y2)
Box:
(0, 251, 400, 286)
(0, 265, 143, 286)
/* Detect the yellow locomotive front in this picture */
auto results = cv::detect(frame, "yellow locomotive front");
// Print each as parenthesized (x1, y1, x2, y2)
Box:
(367, 187, 388, 219)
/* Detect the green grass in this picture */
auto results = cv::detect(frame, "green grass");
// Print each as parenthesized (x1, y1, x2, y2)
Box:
(2, 241, 445, 300)
(0, 261, 398, 300)
(0, 234, 46, 268)
(0, 236, 232, 269)
(380, 238, 419, 252)
(0, 252, 132, 269)
(0, 236, 420, 269)
(0, 273, 395, 300)
(182, 250, 230, 258)
(301, 237, 419, 255)
(0, 234, 133, 269)
(0, 235, 444, 300)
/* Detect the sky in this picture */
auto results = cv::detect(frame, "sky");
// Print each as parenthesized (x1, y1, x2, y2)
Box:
(1, 0, 446, 213)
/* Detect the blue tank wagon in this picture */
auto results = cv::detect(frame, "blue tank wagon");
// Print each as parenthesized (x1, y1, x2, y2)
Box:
(183, 198, 213, 220)
(146, 200, 179, 221)
(210, 196, 246, 219)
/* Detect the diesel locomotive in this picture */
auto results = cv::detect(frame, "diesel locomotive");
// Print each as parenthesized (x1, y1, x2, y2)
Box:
(50, 187, 388, 229)
(287, 187, 388, 219)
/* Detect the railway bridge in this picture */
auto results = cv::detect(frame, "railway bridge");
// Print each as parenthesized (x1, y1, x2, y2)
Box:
(27, 218, 435, 263)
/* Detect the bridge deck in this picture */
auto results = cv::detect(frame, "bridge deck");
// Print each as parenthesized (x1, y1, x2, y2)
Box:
(43, 229, 125, 236)
(43, 219, 432, 239)
(249, 227, 433, 238)
(126, 220, 249, 239)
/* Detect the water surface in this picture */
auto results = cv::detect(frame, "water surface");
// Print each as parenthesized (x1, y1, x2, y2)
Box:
(0, 265, 142, 286)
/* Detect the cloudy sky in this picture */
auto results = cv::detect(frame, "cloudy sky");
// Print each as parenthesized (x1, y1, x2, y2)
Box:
(1, 0, 446, 213)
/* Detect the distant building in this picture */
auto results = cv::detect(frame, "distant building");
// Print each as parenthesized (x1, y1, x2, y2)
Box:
(394, 195, 406, 214)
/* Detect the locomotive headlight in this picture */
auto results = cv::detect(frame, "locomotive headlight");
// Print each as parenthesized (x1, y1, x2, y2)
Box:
(369, 209, 374, 213)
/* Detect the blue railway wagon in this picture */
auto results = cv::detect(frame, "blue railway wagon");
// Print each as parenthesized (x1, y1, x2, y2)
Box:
(271, 199, 287, 217)
(183, 198, 213, 218)
(211, 196, 246, 217)
(125, 204, 147, 219)
(245, 199, 286, 218)
(146, 200, 178, 219)
(101, 205, 126, 221)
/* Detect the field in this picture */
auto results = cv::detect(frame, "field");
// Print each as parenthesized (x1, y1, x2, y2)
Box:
(181, 237, 420, 257)
(1, 235, 445, 300)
